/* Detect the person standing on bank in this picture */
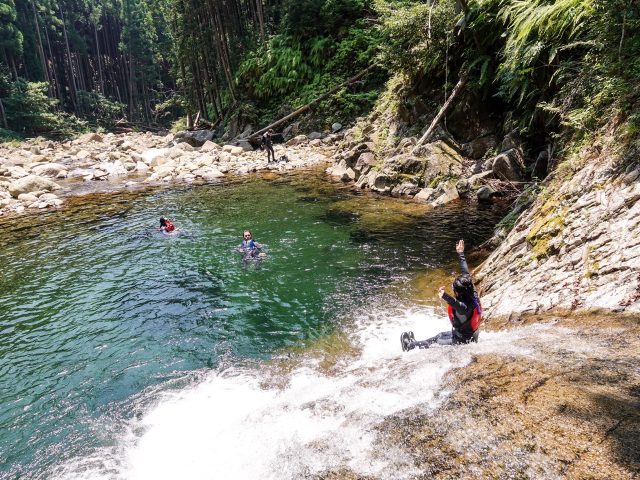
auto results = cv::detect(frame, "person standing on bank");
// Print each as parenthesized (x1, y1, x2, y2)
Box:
(262, 129, 275, 163)
(401, 239, 482, 350)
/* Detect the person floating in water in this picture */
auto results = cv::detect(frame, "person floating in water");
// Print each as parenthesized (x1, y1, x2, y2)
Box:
(401, 239, 482, 351)
(159, 217, 176, 234)
(238, 230, 262, 257)
(262, 129, 275, 163)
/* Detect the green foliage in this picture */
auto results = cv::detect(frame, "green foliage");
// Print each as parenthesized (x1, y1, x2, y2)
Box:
(376, 0, 458, 81)
(282, 0, 372, 39)
(0, 0, 23, 55)
(76, 90, 125, 128)
(1, 73, 86, 137)
(237, 36, 313, 99)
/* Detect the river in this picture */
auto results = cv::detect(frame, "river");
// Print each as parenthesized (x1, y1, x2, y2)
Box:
(0, 171, 509, 479)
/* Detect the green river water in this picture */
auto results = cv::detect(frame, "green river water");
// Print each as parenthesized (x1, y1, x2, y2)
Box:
(0, 171, 508, 479)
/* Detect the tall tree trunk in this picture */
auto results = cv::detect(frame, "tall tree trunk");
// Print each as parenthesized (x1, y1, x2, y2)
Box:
(30, 0, 51, 90)
(128, 50, 135, 119)
(413, 76, 467, 151)
(256, 0, 265, 42)
(210, 0, 236, 101)
(94, 23, 105, 94)
(0, 98, 8, 129)
(43, 21, 63, 101)
(59, 6, 78, 111)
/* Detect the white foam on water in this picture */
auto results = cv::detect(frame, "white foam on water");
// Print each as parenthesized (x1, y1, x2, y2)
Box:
(49, 309, 580, 480)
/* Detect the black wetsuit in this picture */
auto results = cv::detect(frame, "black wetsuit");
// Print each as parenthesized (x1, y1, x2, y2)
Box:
(262, 133, 275, 162)
(411, 252, 480, 349)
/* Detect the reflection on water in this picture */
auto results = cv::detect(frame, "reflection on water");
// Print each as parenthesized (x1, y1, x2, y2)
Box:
(0, 172, 509, 479)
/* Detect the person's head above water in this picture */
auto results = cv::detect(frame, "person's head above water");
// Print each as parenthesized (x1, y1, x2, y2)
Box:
(160, 217, 167, 227)
(243, 230, 252, 240)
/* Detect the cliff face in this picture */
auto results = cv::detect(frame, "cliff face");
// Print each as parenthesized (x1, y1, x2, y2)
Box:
(476, 137, 640, 318)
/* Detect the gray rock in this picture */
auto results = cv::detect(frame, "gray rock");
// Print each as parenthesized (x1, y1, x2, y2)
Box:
(500, 131, 521, 152)
(237, 141, 254, 152)
(392, 182, 421, 196)
(532, 149, 549, 180)
(307, 132, 323, 140)
(17, 193, 39, 203)
(414, 188, 438, 203)
(174, 130, 215, 147)
(492, 148, 525, 182)
(462, 135, 498, 159)
(286, 135, 308, 146)
(431, 184, 460, 207)
(371, 172, 394, 193)
(331, 123, 343, 133)
(200, 140, 221, 152)
(9, 175, 61, 198)
(477, 185, 497, 201)
(31, 163, 67, 177)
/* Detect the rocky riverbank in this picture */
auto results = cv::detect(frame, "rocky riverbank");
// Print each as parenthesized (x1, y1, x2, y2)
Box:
(0, 130, 339, 217)
(476, 135, 640, 316)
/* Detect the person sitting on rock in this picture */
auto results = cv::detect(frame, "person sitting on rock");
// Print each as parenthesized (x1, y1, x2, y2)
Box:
(401, 239, 482, 350)
(261, 129, 276, 163)
(159, 217, 176, 234)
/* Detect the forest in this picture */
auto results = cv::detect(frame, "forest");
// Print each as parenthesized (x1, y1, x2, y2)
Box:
(1, 0, 639, 153)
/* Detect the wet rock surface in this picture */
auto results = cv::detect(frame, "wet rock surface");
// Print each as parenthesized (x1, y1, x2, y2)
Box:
(315, 313, 640, 479)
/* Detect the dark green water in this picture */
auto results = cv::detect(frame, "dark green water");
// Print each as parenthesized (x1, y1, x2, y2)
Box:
(0, 173, 507, 479)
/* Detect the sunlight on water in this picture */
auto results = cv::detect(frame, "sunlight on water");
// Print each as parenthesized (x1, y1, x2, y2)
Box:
(46, 307, 579, 480)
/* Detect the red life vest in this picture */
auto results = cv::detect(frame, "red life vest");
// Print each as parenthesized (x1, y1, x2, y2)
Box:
(165, 220, 175, 232)
(447, 303, 482, 332)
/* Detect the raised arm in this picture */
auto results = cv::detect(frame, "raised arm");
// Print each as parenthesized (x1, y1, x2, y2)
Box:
(456, 239, 470, 275)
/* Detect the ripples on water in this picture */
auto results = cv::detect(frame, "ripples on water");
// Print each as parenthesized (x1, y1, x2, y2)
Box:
(0, 174, 508, 479)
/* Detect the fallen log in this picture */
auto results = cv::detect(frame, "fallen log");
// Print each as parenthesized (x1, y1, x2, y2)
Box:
(245, 63, 379, 141)
(413, 75, 467, 153)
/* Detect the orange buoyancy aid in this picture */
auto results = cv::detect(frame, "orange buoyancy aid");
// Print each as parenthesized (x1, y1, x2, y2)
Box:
(165, 220, 175, 232)
(447, 302, 482, 332)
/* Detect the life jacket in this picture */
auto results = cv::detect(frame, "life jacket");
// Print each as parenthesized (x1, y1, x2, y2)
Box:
(242, 239, 256, 249)
(165, 220, 175, 232)
(447, 299, 482, 332)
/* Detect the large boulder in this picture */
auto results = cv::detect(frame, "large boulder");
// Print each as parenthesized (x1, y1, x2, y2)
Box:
(8, 175, 60, 198)
(76, 132, 104, 144)
(141, 148, 169, 165)
(222, 145, 244, 155)
(237, 140, 254, 152)
(491, 148, 525, 182)
(31, 163, 67, 177)
(174, 129, 215, 147)
(414, 187, 438, 203)
(371, 172, 395, 193)
(286, 134, 308, 146)
(431, 183, 460, 207)
(461, 135, 498, 159)
(354, 152, 377, 175)
(307, 132, 323, 140)
(200, 140, 221, 152)
(412, 140, 465, 184)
